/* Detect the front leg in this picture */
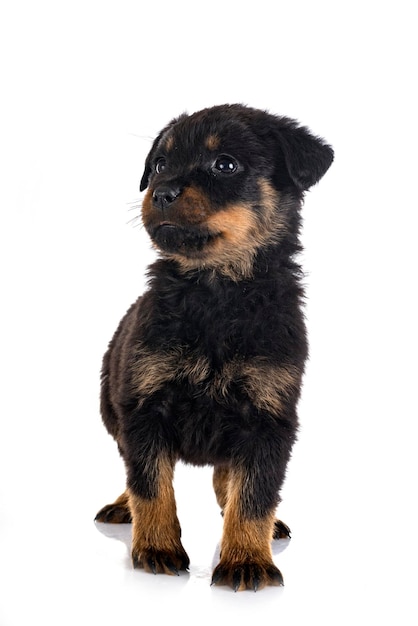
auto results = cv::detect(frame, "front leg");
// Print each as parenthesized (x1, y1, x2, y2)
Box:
(212, 464, 284, 591)
(213, 465, 291, 540)
(127, 454, 190, 575)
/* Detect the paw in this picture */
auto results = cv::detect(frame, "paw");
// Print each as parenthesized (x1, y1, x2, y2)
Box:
(132, 546, 190, 576)
(95, 503, 132, 523)
(273, 519, 291, 540)
(211, 560, 284, 591)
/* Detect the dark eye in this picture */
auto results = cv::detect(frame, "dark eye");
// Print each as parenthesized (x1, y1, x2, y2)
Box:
(212, 155, 238, 174)
(155, 157, 166, 174)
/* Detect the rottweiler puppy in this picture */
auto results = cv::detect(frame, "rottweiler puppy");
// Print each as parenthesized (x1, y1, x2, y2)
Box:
(95, 104, 333, 591)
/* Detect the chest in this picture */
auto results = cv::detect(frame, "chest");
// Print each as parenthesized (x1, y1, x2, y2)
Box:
(145, 277, 286, 363)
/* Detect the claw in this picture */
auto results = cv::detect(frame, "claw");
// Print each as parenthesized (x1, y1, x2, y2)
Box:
(182, 559, 190, 571)
(211, 568, 223, 586)
(165, 559, 179, 576)
(268, 566, 284, 586)
(147, 556, 157, 575)
(232, 568, 243, 592)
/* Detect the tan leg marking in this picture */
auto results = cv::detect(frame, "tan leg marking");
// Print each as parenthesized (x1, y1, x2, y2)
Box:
(130, 343, 210, 400)
(208, 358, 302, 416)
(241, 360, 302, 415)
(212, 467, 283, 591)
(129, 456, 189, 574)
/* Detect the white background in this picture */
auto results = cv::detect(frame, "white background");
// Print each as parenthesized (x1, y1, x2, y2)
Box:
(1, 1, 417, 624)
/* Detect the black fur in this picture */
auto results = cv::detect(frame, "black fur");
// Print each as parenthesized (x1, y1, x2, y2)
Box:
(96, 104, 333, 590)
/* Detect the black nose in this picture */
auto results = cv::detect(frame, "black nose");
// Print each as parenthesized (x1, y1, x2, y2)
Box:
(152, 185, 181, 210)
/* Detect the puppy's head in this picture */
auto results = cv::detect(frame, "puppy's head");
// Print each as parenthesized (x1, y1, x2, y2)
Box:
(140, 104, 333, 279)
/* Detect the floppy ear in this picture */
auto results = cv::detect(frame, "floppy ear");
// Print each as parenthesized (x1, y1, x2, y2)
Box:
(276, 121, 334, 191)
(139, 114, 188, 191)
